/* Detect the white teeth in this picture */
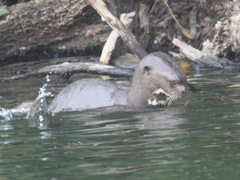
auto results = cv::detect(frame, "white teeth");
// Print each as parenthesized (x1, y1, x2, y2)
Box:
(152, 88, 171, 97)
(147, 88, 179, 107)
(148, 99, 166, 106)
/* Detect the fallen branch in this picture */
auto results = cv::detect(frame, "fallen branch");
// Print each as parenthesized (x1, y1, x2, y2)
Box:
(100, 11, 136, 65)
(37, 62, 133, 77)
(0, 62, 134, 82)
(88, 0, 148, 59)
(172, 38, 232, 68)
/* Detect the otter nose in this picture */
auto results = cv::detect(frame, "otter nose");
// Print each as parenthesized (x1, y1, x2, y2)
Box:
(182, 90, 187, 95)
(178, 84, 188, 96)
(182, 90, 185, 95)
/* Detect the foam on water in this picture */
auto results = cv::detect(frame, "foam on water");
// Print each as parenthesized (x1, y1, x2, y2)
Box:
(0, 107, 13, 120)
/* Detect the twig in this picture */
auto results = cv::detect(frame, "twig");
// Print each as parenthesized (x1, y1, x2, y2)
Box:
(190, 5, 197, 39)
(148, 0, 160, 15)
(163, 0, 190, 39)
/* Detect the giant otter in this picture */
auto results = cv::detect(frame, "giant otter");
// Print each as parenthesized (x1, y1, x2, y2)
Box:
(48, 52, 188, 113)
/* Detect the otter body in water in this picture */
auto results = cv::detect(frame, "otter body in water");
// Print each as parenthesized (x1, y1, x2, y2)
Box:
(49, 78, 128, 112)
(49, 52, 188, 112)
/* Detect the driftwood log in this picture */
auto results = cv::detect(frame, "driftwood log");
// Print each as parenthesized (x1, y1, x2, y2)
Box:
(172, 38, 223, 68)
(0, 62, 133, 82)
(0, 0, 111, 65)
(1, 0, 238, 84)
(172, 38, 233, 68)
(1, 0, 239, 66)
(37, 62, 133, 77)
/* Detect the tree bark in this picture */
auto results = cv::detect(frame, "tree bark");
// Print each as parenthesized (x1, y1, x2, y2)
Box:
(0, 0, 111, 65)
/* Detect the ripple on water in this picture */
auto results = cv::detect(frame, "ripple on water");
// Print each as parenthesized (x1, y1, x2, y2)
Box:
(1, 72, 240, 179)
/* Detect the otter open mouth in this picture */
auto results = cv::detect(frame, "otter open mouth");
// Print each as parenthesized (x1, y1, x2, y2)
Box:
(147, 88, 177, 107)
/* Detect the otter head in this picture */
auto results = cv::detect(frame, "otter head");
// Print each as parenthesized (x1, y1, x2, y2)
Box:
(127, 52, 188, 108)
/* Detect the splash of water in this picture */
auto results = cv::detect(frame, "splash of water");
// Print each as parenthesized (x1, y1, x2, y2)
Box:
(0, 107, 13, 120)
(0, 75, 53, 120)
(27, 75, 52, 118)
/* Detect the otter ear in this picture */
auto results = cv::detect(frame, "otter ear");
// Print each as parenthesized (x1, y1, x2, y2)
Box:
(143, 66, 152, 73)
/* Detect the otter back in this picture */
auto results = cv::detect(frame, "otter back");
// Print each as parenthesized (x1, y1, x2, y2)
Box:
(49, 78, 128, 113)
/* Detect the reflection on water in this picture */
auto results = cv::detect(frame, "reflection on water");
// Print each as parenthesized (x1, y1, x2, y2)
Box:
(1, 72, 240, 179)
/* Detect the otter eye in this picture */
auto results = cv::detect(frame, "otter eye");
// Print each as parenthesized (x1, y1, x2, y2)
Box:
(171, 80, 180, 86)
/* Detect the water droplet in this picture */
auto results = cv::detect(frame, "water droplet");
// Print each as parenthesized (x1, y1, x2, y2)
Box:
(46, 74, 50, 82)
(39, 115, 44, 122)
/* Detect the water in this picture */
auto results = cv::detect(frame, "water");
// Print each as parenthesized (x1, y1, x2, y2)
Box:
(1, 71, 240, 179)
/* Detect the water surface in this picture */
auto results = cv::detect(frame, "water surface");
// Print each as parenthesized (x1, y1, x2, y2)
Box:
(1, 71, 240, 179)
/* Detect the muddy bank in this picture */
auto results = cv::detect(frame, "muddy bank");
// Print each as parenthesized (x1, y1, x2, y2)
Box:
(0, 0, 110, 65)
(0, 0, 239, 66)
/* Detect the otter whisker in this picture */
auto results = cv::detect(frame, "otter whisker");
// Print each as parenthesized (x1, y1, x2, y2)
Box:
(166, 99, 171, 107)
(168, 98, 173, 107)
(166, 96, 176, 107)
(169, 96, 179, 107)
(167, 98, 172, 107)
(164, 97, 170, 106)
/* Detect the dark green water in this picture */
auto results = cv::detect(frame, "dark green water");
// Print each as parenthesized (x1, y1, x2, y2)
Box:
(1, 71, 240, 179)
